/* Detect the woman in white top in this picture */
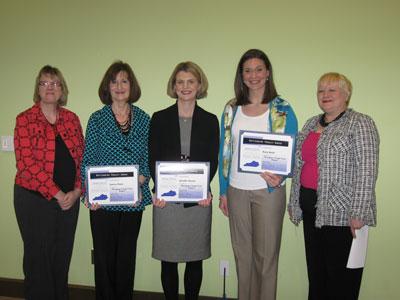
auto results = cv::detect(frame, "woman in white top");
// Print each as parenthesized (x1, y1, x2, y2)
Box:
(218, 49, 298, 300)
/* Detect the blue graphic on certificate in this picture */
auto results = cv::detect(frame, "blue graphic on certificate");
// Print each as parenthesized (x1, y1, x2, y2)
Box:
(87, 165, 139, 206)
(238, 130, 295, 176)
(156, 162, 210, 202)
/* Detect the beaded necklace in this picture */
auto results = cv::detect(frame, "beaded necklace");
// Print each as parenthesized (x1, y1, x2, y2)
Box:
(113, 107, 132, 134)
(319, 110, 345, 127)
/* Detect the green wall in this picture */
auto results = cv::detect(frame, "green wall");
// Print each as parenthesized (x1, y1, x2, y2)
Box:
(1, 0, 398, 298)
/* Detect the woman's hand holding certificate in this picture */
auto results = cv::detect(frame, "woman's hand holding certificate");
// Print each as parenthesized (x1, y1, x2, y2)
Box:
(198, 192, 213, 207)
(152, 194, 167, 208)
(260, 172, 283, 187)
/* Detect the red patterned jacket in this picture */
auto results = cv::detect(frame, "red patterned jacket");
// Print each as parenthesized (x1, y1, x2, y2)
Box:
(14, 103, 85, 200)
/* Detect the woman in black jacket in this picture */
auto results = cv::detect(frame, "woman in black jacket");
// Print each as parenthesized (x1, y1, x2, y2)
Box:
(149, 61, 219, 300)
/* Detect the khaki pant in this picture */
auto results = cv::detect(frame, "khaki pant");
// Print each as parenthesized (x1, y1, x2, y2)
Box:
(227, 185, 286, 300)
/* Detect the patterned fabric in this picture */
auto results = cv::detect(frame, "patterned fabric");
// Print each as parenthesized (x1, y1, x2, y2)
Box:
(288, 109, 380, 227)
(81, 104, 151, 212)
(218, 97, 298, 196)
(14, 103, 84, 200)
(221, 99, 236, 179)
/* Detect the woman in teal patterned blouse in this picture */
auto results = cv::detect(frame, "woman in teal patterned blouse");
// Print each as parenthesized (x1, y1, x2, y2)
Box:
(81, 61, 151, 300)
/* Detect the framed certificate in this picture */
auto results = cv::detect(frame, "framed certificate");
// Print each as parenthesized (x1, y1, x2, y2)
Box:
(86, 165, 139, 206)
(238, 130, 295, 176)
(156, 161, 210, 202)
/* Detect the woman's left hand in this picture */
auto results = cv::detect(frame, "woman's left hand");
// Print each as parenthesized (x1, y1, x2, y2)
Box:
(198, 193, 212, 207)
(260, 172, 282, 187)
(133, 175, 146, 207)
(350, 218, 365, 238)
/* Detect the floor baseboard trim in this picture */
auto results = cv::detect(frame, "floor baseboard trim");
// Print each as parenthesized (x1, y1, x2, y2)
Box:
(0, 277, 233, 299)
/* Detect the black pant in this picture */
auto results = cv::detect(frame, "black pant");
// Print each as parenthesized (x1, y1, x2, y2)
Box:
(14, 184, 79, 300)
(90, 209, 143, 300)
(161, 260, 203, 300)
(300, 186, 363, 300)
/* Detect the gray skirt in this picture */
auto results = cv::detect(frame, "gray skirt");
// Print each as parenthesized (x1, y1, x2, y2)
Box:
(152, 203, 212, 262)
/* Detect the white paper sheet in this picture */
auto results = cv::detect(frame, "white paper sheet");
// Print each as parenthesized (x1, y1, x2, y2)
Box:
(87, 165, 139, 206)
(346, 225, 369, 269)
(156, 161, 210, 202)
(238, 130, 295, 176)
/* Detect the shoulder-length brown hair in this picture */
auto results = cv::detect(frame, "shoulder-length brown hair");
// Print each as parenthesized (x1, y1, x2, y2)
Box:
(98, 60, 141, 104)
(167, 61, 208, 99)
(234, 49, 278, 105)
(33, 65, 69, 106)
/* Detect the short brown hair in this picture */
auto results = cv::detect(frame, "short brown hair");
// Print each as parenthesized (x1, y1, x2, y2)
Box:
(167, 61, 208, 99)
(33, 65, 69, 106)
(318, 72, 353, 102)
(234, 49, 278, 105)
(98, 61, 141, 104)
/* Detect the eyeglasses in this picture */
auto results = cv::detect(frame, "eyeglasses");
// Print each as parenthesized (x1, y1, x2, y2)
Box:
(38, 81, 62, 88)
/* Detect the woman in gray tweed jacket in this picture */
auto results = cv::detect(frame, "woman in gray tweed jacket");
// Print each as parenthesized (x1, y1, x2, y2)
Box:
(288, 72, 379, 300)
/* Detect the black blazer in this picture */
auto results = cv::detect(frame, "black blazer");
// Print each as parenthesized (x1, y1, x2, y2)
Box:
(149, 102, 219, 189)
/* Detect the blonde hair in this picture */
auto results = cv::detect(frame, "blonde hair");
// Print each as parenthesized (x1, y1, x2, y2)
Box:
(33, 65, 68, 106)
(318, 72, 352, 102)
(167, 61, 208, 99)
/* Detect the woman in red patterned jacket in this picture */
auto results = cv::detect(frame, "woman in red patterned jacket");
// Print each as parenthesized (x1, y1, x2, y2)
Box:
(14, 65, 84, 300)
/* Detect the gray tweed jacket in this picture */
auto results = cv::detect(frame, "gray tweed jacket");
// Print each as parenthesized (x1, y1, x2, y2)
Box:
(288, 109, 379, 227)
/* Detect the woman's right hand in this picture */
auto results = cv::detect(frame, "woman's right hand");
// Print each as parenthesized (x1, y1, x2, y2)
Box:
(219, 195, 229, 217)
(152, 195, 167, 208)
(55, 190, 68, 210)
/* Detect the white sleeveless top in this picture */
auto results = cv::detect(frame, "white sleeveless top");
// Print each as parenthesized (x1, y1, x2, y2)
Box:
(230, 106, 270, 190)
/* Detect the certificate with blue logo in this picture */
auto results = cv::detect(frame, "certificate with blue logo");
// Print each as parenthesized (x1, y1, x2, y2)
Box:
(238, 130, 295, 176)
(156, 161, 210, 202)
(86, 165, 139, 206)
